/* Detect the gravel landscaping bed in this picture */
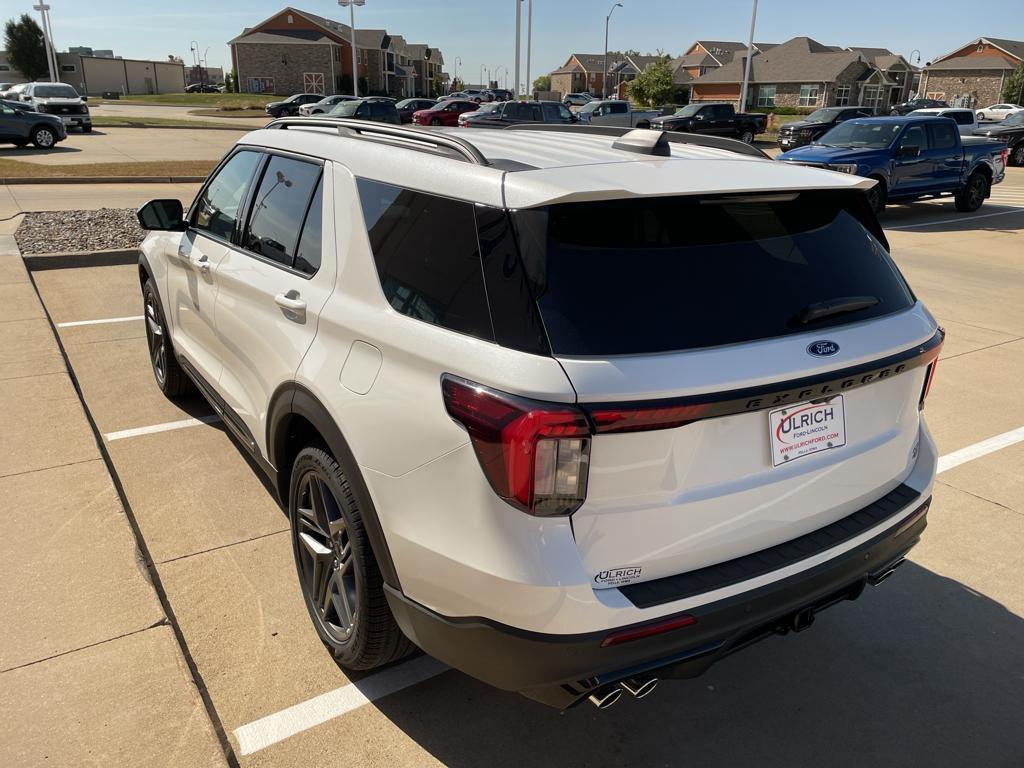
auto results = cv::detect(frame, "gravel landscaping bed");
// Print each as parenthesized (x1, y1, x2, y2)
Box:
(15, 208, 145, 255)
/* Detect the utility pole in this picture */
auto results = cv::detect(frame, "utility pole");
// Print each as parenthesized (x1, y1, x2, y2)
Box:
(33, 4, 59, 83)
(525, 0, 532, 97)
(738, 0, 758, 112)
(603, 3, 622, 99)
(514, 0, 521, 98)
(339, 0, 366, 97)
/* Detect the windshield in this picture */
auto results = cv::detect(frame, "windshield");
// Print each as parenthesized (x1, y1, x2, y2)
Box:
(34, 85, 80, 99)
(816, 121, 903, 148)
(673, 104, 703, 117)
(396, 99, 419, 109)
(1002, 112, 1024, 127)
(511, 192, 910, 355)
(579, 101, 600, 114)
(329, 101, 361, 117)
(805, 108, 842, 123)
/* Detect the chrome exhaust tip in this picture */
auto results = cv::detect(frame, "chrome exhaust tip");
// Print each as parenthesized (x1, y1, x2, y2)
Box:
(870, 556, 906, 586)
(620, 676, 658, 699)
(588, 687, 622, 709)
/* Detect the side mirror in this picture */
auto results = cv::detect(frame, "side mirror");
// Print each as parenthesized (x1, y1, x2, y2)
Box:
(897, 144, 920, 158)
(693, 114, 704, 121)
(137, 199, 185, 231)
(81, 95, 89, 102)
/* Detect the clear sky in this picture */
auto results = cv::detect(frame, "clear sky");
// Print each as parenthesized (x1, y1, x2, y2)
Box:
(19, 0, 1024, 89)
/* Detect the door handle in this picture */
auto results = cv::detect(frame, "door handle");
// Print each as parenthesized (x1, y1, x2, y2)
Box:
(275, 291, 307, 314)
(193, 255, 210, 273)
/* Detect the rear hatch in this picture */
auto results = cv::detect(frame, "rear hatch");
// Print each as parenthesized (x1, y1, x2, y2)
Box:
(511, 190, 938, 589)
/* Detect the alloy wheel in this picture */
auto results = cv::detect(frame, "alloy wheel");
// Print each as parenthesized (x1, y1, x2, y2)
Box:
(967, 176, 985, 209)
(144, 289, 167, 385)
(34, 128, 55, 148)
(295, 470, 358, 642)
(1013, 145, 1024, 166)
(740, 130, 754, 144)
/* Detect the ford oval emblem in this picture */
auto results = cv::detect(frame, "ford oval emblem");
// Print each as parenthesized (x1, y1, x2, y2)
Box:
(807, 340, 840, 357)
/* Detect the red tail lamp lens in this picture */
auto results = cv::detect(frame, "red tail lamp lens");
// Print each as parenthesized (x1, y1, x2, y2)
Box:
(919, 360, 938, 409)
(589, 403, 709, 434)
(600, 614, 698, 647)
(441, 376, 591, 516)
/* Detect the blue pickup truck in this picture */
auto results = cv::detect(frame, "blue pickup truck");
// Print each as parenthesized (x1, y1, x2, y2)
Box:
(777, 115, 1008, 213)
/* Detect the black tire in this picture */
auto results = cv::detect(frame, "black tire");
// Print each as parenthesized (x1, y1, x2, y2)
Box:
(31, 125, 56, 149)
(289, 446, 414, 670)
(865, 178, 887, 215)
(430, 117, 441, 126)
(142, 279, 193, 397)
(1011, 144, 1024, 167)
(81, 125, 92, 133)
(739, 128, 755, 144)
(954, 171, 988, 212)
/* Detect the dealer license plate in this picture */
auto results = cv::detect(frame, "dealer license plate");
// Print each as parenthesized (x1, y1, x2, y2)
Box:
(768, 396, 846, 467)
(61, 117, 75, 125)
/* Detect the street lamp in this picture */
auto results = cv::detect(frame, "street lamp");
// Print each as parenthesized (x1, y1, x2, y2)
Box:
(338, 0, 366, 97)
(33, 4, 59, 83)
(525, 0, 533, 97)
(454, 56, 462, 91)
(603, 3, 622, 98)
(738, 0, 759, 112)
(495, 65, 505, 92)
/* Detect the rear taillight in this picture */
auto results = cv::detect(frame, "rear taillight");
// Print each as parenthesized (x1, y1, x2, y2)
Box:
(589, 402, 709, 434)
(442, 375, 590, 516)
(919, 360, 938, 409)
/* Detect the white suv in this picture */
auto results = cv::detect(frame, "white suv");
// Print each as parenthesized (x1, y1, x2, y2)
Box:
(137, 119, 942, 710)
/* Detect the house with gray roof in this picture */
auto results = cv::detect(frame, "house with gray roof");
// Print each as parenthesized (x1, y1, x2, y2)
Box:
(549, 53, 615, 97)
(691, 36, 915, 110)
(920, 37, 1024, 107)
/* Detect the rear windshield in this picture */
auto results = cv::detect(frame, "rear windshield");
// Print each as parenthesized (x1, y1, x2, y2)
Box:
(512, 193, 913, 356)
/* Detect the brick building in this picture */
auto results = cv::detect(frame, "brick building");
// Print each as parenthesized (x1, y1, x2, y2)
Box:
(229, 7, 444, 98)
(690, 36, 916, 110)
(920, 37, 1024, 108)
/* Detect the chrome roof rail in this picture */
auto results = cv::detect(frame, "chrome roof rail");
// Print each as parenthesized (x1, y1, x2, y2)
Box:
(502, 123, 770, 159)
(265, 117, 490, 166)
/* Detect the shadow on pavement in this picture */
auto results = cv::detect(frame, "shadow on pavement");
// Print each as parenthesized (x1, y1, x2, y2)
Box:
(0, 144, 82, 158)
(373, 562, 1024, 766)
(884, 204, 1024, 233)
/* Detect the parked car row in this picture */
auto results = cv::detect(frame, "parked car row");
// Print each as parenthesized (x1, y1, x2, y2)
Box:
(0, 81, 91, 133)
(649, 102, 767, 143)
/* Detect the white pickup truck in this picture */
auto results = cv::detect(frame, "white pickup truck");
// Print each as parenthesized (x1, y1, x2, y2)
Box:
(576, 99, 661, 128)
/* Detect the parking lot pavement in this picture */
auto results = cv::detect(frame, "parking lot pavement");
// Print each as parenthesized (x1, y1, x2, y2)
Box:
(0, 126, 244, 166)
(13, 168, 1024, 766)
(94, 102, 270, 129)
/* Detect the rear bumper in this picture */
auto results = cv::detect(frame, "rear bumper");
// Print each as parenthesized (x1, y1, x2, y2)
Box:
(385, 495, 929, 708)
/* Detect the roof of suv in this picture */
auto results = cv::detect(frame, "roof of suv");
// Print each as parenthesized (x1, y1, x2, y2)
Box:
(243, 121, 872, 209)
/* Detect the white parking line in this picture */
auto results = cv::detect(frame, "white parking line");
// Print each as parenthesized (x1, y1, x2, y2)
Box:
(56, 315, 144, 328)
(104, 415, 220, 442)
(937, 426, 1024, 474)
(233, 655, 448, 756)
(887, 208, 1024, 230)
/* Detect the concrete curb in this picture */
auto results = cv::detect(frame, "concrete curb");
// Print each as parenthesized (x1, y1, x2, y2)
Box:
(1, 176, 206, 185)
(22, 247, 139, 270)
(91, 122, 257, 131)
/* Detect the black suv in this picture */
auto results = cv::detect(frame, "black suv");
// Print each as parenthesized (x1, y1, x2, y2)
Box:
(265, 93, 324, 118)
(777, 107, 873, 149)
(326, 97, 400, 124)
(890, 98, 948, 116)
(458, 100, 575, 128)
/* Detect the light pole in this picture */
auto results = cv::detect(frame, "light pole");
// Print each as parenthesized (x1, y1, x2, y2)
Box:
(738, 0, 758, 112)
(603, 3, 622, 98)
(495, 66, 505, 93)
(338, 0, 365, 97)
(454, 56, 461, 91)
(514, 0, 522, 98)
(525, 0, 533, 97)
(33, 4, 59, 83)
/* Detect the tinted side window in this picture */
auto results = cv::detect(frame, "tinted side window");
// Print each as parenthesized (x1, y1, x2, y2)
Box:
(610, 102, 628, 114)
(192, 150, 261, 241)
(902, 124, 929, 150)
(542, 103, 560, 122)
(294, 179, 323, 276)
(357, 179, 493, 341)
(950, 111, 973, 125)
(929, 122, 957, 150)
(244, 155, 322, 268)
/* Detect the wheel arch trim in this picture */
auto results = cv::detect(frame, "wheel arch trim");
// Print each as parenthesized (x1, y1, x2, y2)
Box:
(268, 382, 401, 590)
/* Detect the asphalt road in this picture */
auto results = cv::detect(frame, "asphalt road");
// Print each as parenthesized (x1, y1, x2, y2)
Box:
(5, 168, 1024, 767)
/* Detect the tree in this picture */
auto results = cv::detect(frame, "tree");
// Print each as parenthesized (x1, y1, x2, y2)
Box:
(4, 14, 48, 81)
(532, 74, 551, 94)
(1002, 62, 1024, 105)
(628, 58, 674, 107)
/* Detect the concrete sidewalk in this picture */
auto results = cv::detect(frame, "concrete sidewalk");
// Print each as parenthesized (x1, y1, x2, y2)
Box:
(0, 232, 227, 767)
(0, 182, 201, 219)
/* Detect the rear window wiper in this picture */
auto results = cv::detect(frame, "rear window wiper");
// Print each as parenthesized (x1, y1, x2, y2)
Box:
(797, 296, 880, 324)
